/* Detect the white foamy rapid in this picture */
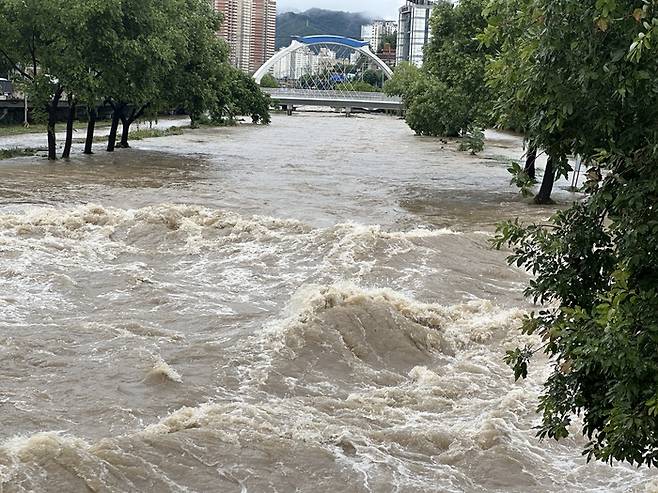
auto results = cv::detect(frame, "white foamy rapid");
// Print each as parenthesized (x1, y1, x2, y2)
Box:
(0, 114, 655, 492)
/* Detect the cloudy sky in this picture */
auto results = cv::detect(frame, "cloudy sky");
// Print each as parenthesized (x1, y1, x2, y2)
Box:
(277, 0, 401, 19)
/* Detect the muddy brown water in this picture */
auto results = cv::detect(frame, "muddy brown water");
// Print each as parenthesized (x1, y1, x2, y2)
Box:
(0, 113, 655, 492)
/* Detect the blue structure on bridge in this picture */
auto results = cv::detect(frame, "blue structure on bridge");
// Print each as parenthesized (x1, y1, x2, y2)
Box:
(253, 35, 394, 84)
(292, 35, 370, 49)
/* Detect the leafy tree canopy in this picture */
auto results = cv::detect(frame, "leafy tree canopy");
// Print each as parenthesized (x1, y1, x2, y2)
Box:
(492, 0, 658, 467)
(378, 33, 397, 51)
(259, 74, 279, 89)
(385, 0, 492, 137)
(0, 0, 271, 157)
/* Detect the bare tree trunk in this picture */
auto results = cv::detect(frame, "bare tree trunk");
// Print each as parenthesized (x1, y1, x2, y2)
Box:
(62, 96, 76, 159)
(119, 104, 148, 148)
(47, 122, 57, 160)
(84, 106, 97, 155)
(107, 102, 124, 152)
(47, 87, 64, 161)
(524, 144, 537, 180)
(534, 156, 556, 205)
(119, 114, 131, 148)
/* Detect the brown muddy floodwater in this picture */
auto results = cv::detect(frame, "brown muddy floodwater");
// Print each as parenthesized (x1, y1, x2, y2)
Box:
(0, 113, 656, 492)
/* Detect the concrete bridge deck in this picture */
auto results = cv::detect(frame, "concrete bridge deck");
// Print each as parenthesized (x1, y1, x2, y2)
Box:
(263, 88, 404, 112)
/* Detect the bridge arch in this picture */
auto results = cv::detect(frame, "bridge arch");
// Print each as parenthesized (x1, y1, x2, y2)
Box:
(253, 35, 394, 85)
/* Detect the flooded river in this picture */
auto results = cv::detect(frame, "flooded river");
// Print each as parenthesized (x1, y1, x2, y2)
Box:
(0, 113, 656, 492)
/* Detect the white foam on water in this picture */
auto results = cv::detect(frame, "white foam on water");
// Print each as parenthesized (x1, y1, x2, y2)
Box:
(1, 204, 656, 492)
(146, 356, 184, 384)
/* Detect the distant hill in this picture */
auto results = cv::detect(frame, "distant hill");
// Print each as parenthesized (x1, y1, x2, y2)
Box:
(276, 8, 372, 49)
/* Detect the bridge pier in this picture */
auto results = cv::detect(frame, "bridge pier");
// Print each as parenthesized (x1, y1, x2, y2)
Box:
(345, 107, 352, 118)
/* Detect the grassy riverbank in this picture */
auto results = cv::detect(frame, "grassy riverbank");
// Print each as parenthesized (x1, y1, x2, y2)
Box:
(0, 124, 50, 137)
(74, 125, 188, 144)
(1, 124, 190, 160)
(0, 121, 114, 138)
(126, 126, 186, 140)
(0, 147, 41, 159)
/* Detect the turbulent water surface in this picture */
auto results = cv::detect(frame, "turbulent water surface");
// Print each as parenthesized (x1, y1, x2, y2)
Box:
(0, 113, 656, 492)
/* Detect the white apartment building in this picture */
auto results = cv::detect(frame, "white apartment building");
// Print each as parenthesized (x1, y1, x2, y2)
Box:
(361, 20, 398, 52)
(396, 0, 435, 67)
(272, 47, 340, 81)
(361, 24, 374, 48)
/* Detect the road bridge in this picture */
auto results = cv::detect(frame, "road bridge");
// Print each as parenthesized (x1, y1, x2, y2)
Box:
(254, 35, 404, 113)
(262, 88, 403, 113)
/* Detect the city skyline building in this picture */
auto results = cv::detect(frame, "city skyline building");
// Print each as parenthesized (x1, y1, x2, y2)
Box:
(361, 24, 373, 48)
(396, 0, 435, 67)
(271, 46, 346, 81)
(214, 0, 277, 73)
(360, 20, 398, 53)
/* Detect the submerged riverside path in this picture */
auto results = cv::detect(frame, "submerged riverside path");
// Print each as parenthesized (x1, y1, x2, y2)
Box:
(0, 113, 656, 492)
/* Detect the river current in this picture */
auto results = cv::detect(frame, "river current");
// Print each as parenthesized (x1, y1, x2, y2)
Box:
(0, 113, 656, 492)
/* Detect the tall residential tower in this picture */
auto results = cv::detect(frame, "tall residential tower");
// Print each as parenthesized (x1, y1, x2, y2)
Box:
(361, 20, 398, 53)
(396, 0, 435, 67)
(214, 0, 276, 73)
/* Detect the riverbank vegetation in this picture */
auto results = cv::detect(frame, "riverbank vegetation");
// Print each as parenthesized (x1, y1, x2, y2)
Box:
(0, 120, 111, 138)
(386, 0, 492, 139)
(0, 0, 271, 160)
(390, 0, 658, 469)
(126, 127, 186, 141)
(0, 147, 39, 160)
(487, 0, 658, 468)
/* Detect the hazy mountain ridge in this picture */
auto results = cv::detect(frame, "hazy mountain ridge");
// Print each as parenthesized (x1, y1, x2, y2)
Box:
(276, 8, 372, 49)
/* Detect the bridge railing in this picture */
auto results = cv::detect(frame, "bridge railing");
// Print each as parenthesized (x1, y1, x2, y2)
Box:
(262, 88, 402, 103)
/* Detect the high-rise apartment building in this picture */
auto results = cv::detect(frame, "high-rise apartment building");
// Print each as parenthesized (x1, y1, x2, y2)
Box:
(396, 0, 435, 67)
(361, 20, 398, 53)
(214, 0, 276, 73)
(361, 24, 374, 49)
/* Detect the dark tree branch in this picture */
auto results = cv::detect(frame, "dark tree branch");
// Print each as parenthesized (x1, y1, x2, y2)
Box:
(30, 30, 37, 77)
(130, 103, 149, 124)
(0, 48, 33, 81)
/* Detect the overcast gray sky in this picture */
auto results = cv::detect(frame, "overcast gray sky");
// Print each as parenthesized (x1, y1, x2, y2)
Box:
(277, 0, 401, 19)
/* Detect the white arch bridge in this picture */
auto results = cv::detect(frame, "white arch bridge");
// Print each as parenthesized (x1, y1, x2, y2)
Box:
(253, 35, 403, 113)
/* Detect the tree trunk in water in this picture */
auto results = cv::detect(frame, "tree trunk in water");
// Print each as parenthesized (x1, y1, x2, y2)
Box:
(119, 119, 131, 148)
(47, 123, 57, 160)
(62, 97, 76, 159)
(107, 108, 121, 152)
(524, 145, 537, 180)
(534, 156, 556, 205)
(118, 105, 147, 148)
(46, 88, 64, 161)
(84, 107, 97, 155)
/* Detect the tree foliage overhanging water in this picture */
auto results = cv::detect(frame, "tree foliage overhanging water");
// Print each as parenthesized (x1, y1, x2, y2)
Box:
(490, 0, 658, 468)
(388, 0, 658, 467)
(0, 0, 271, 159)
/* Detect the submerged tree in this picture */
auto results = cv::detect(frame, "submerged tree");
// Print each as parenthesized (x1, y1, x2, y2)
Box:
(211, 67, 271, 125)
(483, 0, 559, 203)
(493, 0, 658, 466)
(164, 0, 232, 128)
(65, 0, 123, 155)
(481, 0, 546, 200)
(386, 0, 492, 138)
(424, 0, 493, 132)
(0, 0, 67, 160)
(102, 0, 181, 151)
(0, 0, 271, 159)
